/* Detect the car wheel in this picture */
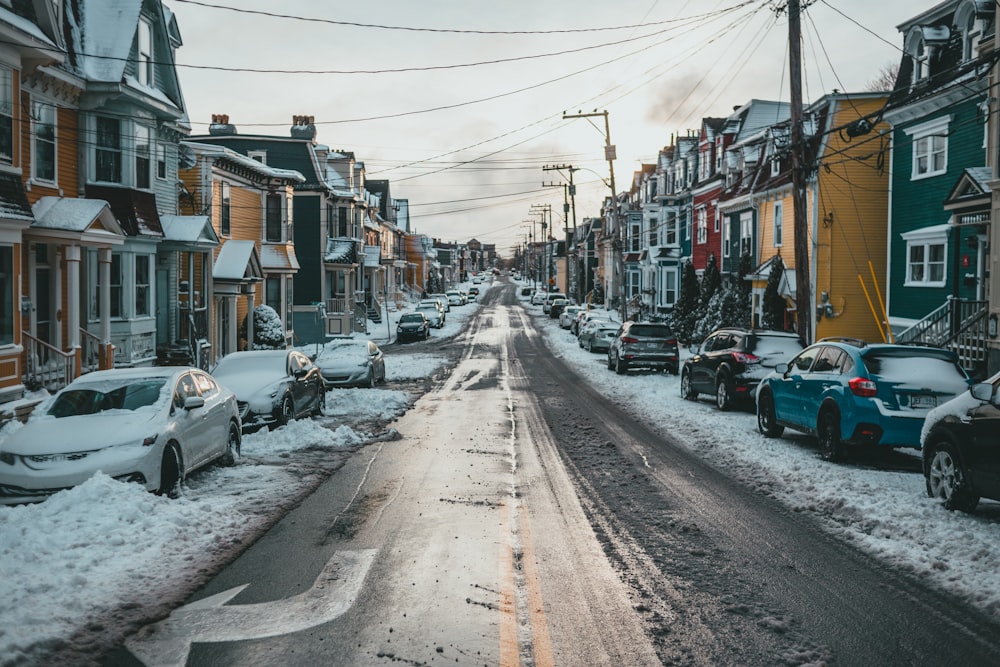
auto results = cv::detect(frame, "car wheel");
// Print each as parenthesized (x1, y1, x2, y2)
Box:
(312, 386, 325, 416)
(272, 395, 294, 429)
(615, 356, 627, 375)
(818, 408, 845, 462)
(157, 443, 182, 498)
(680, 369, 697, 401)
(756, 389, 784, 438)
(222, 421, 241, 466)
(925, 435, 979, 512)
(716, 376, 733, 411)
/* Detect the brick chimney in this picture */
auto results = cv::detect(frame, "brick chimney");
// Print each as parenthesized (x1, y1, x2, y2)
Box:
(290, 114, 317, 141)
(209, 114, 237, 136)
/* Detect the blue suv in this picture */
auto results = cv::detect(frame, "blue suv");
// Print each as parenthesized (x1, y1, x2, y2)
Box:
(755, 338, 971, 461)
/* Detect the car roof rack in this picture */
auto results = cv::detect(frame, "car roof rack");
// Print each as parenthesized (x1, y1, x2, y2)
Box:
(817, 336, 868, 347)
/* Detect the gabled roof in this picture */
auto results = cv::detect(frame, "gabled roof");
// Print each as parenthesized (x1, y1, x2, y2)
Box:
(943, 166, 993, 211)
(30, 196, 125, 245)
(214, 240, 261, 282)
(86, 184, 163, 238)
(159, 214, 219, 247)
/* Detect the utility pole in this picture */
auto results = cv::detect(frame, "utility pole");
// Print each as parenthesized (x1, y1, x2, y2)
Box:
(788, 0, 812, 343)
(543, 164, 579, 301)
(563, 110, 623, 321)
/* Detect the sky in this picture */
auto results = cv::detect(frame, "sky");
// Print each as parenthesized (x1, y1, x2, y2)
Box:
(4, 277, 1000, 665)
(167, 0, 912, 257)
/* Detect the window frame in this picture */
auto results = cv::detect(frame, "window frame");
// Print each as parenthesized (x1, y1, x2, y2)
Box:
(94, 115, 122, 184)
(904, 116, 950, 180)
(137, 17, 154, 87)
(902, 225, 948, 287)
(32, 101, 57, 184)
(220, 181, 231, 237)
(0, 245, 13, 346)
(265, 192, 283, 243)
(0, 67, 12, 165)
(134, 253, 151, 317)
(773, 201, 783, 247)
(134, 124, 152, 190)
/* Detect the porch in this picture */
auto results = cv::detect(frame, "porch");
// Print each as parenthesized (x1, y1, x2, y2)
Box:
(895, 297, 989, 380)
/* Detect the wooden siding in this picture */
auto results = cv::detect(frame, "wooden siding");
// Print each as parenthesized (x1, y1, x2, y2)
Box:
(814, 97, 890, 343)
(889, 96, 986, 321)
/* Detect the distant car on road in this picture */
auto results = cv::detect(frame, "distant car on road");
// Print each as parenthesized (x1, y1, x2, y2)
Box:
(212, 349, 325, 432)
(578, 320, 619, 353)
(0, 366, 241, 504)
(314, 339, 386, 388)
(756, 339, 970, 461)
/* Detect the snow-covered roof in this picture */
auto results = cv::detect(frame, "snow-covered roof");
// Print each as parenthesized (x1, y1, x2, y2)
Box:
(214, 240, 261, 281)
(31, 196, 123, 237)
(182, 142, 305, 183)
(260, 244, 300, 271)
(159, 215, 219, 246)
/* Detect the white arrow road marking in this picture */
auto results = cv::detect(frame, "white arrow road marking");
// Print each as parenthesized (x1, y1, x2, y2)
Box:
(125, 549, 376, 667)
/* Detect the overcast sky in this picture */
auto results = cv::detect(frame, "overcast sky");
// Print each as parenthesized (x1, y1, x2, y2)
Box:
(169, 0, 911, 256)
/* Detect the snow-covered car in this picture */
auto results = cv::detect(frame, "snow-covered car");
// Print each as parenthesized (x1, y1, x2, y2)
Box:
(445, 290, 465, 306)
(921, 371, 1000, 512)
(416, 302, 445, 328)
(427, 293, 451, 312)
(397, 312, 431, 341)
(577, 320, 619, 353)
(559, 305, 583, 329)
(212, 349, 325, 432)
(530, 291, 547, 306)
(314, 339, 386, 388)
(0, 367, 241, 505)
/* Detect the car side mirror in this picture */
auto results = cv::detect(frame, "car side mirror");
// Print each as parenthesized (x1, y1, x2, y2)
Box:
(774, 362, 789, 375)
(183, 395, 205, 411)
(970, 382, 994, 403)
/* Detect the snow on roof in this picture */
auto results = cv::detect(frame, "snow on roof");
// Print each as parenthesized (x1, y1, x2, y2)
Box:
(260, 244, 300, 271)
(71, 0, 143, 82)
(159, 215, 218, 245)
(31, 196, 123, 235)
(213, 240, 259, 281)
(182, 142, 305, 182)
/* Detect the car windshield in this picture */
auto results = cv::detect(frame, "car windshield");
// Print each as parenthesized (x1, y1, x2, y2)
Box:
(862, 351, 968, 390)
(750, 336, 802, 359)
(215, 353, 286, 376)
(629, 325, 672, 338)
(47, 378, 167, 417)
(318, 342, 367, 362)
(400, 314, 423, 323)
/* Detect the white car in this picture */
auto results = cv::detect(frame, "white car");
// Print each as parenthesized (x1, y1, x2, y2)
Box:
(446, 290, 465, 306)
(0, 367, 241, 504)
(314, 339, 386, 388)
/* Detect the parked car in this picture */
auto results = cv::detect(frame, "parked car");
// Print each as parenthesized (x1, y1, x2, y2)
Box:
(416, 301, 445, 328)
(428, 293, 451, 312)
(212, 349, 325, 432)
(530, 290, 547, 306)
(572, 309, 604, 336)
(0, 367, 241, 504)
(397, 312, 431, 341)
(681, 328, 805, 410)
(578, 320, 619, 353)
(756, 339, 971, 461)
(559, 305, 583, 329)
(314, 339, 386, 388)
(549, 298, 569, 319)
(606, 321, 680, 375)
(921, 371, 1000, 512)
(445, 290, 465, 306)
(543, 292, 567, 314)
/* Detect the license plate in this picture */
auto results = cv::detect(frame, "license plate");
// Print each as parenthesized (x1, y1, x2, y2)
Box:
(910, 395, 937, 409)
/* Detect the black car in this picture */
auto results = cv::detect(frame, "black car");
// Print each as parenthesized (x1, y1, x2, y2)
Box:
(606, 321, 679, 375)
(921, 371, 1000, 512)
(397, 312, 430, 342)
(681, 328, 804, 410)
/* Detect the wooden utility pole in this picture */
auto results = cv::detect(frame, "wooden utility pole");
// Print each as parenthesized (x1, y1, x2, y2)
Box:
(788, 0, 813, 343)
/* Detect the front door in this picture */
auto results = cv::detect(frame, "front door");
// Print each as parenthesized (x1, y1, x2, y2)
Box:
(156, 268, 169, 346)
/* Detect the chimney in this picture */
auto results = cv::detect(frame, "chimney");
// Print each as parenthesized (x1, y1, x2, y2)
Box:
(209, 114, 237, 136)
(290, 114, 317, 142)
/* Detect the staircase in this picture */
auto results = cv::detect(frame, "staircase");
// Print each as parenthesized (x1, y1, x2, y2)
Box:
(366, 295, 382, 323)
(895, 297, 989, 380)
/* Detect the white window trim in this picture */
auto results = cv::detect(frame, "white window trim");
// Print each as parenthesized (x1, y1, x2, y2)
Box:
(773, 201, 783, 247)
(901, 224, 948, 287)
(31, 100, 57, 186)
(903, 115, 951, 180)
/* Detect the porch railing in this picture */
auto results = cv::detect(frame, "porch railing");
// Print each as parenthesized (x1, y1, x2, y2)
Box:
(22, 331, 75, 392)
(80, 329, 103, 374)
(895, 298, 989, 378)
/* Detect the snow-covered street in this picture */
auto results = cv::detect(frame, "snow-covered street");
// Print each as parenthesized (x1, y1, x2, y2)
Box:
(2, 280, 999, 666)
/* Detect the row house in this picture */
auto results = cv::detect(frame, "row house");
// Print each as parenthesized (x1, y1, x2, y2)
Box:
(188, 118, 372, 340)
(177, 140, 303, 359)
(886, 0, 995, 378)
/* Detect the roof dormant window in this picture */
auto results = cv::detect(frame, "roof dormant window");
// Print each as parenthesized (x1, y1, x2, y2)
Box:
(137, 18, 153, 86)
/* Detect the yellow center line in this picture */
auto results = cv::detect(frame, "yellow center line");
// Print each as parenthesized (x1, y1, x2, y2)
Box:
(518, 505, 554, 667)
(498, 500, 519, 666)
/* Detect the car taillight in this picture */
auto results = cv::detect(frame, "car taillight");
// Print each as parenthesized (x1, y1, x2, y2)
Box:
(732, 351, 759, 364)
(665, 338, 678, 347)
(849, 377, 878, 397)
(621, 336, 639, 344)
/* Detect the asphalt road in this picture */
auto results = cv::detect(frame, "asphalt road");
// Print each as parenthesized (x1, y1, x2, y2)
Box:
(109, 281, 1000, 666)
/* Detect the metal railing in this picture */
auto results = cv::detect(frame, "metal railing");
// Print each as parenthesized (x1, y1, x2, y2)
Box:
(896, 297, 988, 378)
(80, 329, 103, 374)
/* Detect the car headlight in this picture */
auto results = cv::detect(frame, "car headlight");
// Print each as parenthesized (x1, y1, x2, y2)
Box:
(142, 434, 159, 447)
(0, 452, 13, 465)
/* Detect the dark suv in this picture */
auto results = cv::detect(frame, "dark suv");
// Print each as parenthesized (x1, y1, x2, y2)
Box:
(681, 328, 804, 410)
(606, 322, 679, 375)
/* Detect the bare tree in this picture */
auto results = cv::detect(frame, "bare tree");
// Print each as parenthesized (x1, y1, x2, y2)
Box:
(866, 62, 900, 93)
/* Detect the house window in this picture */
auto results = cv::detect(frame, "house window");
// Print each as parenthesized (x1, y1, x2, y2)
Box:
(661, 269, 677, 307)
(220, 182, 231, 236)
(156, 143, 166, 180)
(135, 254, 150, 316)
(648, 218, 658, 247)
(773, 201, 783, 247)
(740, 211, 753, 256)
(903, 227, 947, 286)
(715, 137, 723, 172)
(629, 221, 641, 252)
(714, 208, 720, 233)
(665, 212, 677, 246)
(723, 217, 731, 257)
(137, 18, 153, 86)
(95, 116, 122, 183)
(905, 116, 950, 180)
(0, 245, 12, 345)
(628, 269, 641, 297)
(265, 193, 283, 242)
(33, 102, 56, 182)
(134, 125, 151, 189)
(109, 253, 123, 318)
(249, 150, 267, 164)
(697, 208, 707, 244)
(266, 276, 282, 313)
(771, 156, 781, 177)
(0, 68, 11, 165)
(339, 206, 349, 237)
